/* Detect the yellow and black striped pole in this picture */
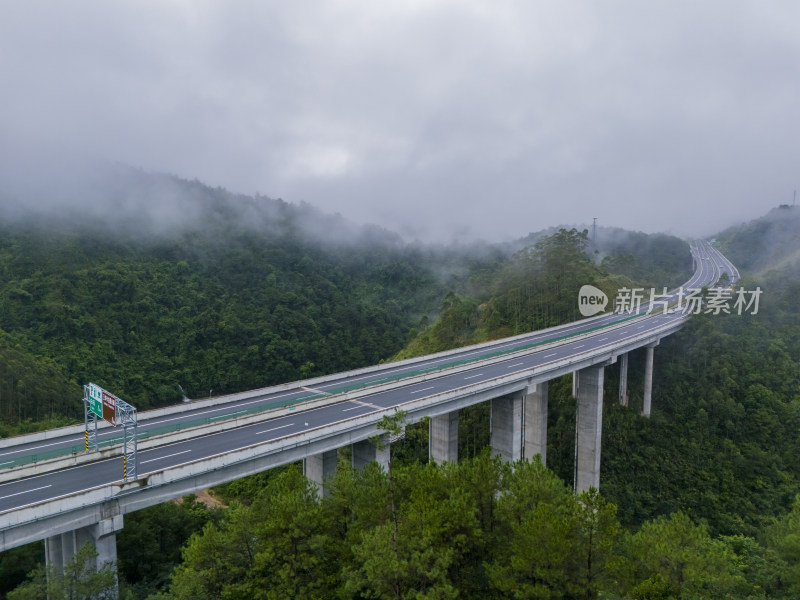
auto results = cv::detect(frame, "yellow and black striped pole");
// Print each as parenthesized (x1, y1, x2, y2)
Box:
(123, 455, 127, 481)
(85, 430, 89, 452)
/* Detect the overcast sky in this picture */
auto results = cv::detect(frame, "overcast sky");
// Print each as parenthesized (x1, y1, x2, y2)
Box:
(1, 1, 798, 243)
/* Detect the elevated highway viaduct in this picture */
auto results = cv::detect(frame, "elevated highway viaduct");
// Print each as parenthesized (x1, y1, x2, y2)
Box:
(0, 239, 739, 582)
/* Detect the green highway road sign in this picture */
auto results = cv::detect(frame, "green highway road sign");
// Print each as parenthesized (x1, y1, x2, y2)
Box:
(88, 383, 103, 418)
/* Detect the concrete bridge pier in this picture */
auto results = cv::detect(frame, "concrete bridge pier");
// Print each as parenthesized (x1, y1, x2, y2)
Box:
(642, 342, 658, 418)
(429, 411, 459, 463)
(574, 365, 605, 493)
(45, 515, 123, 590)
(304, 449, 338, 497)
(618, 353, 629, 407)
(523, 382, 548, 464)
(352, 436, 390, 471)
(491, 393, 524, 462)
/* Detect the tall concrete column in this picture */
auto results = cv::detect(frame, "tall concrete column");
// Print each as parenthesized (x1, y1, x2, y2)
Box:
(304, 449, 338, 497)
(642, 343, 657, 418)
(491, 393, 523, 463)
(618, 353, 629, 407)
(429, 411, 458, 463)
(574, 366, 604, 493)
(352, 436, 390, 471)
(45, 535, 66, 576)
(91, 517, 122, 575)
(50, 530, 79, 589)
(523, 382, 548, 464)
(45, 515, 123, 593)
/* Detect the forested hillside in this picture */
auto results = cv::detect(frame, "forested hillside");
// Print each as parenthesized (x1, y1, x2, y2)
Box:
(595, 228, 692, 289)
(716, 204, 800, 272)
(395, 227, 691, 358)
(0, 170, 505, 435)
(0, 169, 685, 436)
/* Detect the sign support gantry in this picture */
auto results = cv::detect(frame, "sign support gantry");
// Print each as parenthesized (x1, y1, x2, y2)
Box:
(83, 383, 138, 481)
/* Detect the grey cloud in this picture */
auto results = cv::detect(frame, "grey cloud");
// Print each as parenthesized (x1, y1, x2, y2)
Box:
(1, 1, 798, 242)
